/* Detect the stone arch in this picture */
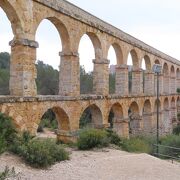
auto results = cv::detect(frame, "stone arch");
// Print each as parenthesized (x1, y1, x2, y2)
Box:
(163, 97, 170, 133)
(170, 97, 176, 124)
(142, 55, 151, 71)
(39, 106, 70, 131)
(170, 65, 175, 77)
(128, 49, 139, 68)
(128, 101, 142, 135)
(170, 65, 176, 93)
(108, 102, 123, 127)
(79, 104, 103, 129)
(163, 63, 169, 94)
(0, 1, 22, 37)
(154, 99, 162, 134)
(108, 102, 128, 137)
(35, 17, 70, 52)
(177, 97, 180, 122)
(142, 100, 153, 134)
(78, 32, 102, 60)
(176, 68, 180, 91)
(155, 59, 161, 64)
(108, 43, 123, 65)
(176, 68, 180, 78)
(163, 63, 169, 75)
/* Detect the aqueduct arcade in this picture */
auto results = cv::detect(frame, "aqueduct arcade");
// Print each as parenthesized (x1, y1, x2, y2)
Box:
(0, 0, 180, 141)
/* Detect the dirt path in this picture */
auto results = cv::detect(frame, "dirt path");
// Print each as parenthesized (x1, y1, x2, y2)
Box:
(0, 148, 180, 180)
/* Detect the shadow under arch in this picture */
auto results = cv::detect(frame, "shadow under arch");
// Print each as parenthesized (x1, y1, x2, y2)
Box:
(0, 1, 22, 37)
(128, 101, 142, 136)
(38, 106, 70, 134)
(163, 97, 170, 134)
(163, 63, 169, 94)
(79, 104, 103, 129)
(108, 103, 124, 128)
(142, 99, 153, 134)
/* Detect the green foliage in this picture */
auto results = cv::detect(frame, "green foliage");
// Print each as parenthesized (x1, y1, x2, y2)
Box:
(121, 137, 152, 153)
(0, 166, 18, 180)
(38, 119, 58, 131)
(0, 52, 10, 69)
(177, 88, 180, 93)
(80, 66, 93, 94)
(0, 113, 17, 154)
(22, 138, 69, 168)
(79, 109, 92, 129)
(10, 131, 33, 155)
(77, 129, 110, 150)
(36, 60, 59, 95)
(173, 124, 180, 135)
(109, 73, 115, 94)
(0, 52, 10, 95)
(106, 129, 122, 146)
(159, 134, 180, 159)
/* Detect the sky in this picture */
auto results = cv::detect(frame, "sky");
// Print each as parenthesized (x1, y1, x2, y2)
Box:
(0, 0, 180, 71)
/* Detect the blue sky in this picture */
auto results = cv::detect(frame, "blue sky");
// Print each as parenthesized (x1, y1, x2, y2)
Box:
(0, 0, 180, 71)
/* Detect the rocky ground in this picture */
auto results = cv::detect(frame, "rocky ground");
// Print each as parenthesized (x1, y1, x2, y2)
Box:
(0, 148, 180, 180)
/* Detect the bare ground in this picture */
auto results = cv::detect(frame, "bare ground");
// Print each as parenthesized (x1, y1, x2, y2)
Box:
(0, 148, 180, 180)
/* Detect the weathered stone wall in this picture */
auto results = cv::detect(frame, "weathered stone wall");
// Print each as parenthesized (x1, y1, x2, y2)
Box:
(0, 0, 180, 141)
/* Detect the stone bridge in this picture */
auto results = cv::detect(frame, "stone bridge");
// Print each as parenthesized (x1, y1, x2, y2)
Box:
(0, 0, 180, 141)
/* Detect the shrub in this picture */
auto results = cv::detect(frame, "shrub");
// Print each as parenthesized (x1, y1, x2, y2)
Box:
(0, 113, 17, 154)
(159, 134, 180, 159)
(177, 88, 180, 94)
(77, 129, 110, 150)
(121, 137, 151, 153)
(9, 131, 33, 155)
(22, 138, 69, 168)
(0, 136, 7, 154)
(173, 124, 180, 135)
(0, 166, 18, 180)
(106, 129, 122, 146)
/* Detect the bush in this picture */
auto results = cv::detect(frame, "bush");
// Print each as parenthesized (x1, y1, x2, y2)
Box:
(0, 166, 18, 180)
(9, 131, 33, 155)
(22, 138, 69, 168)
(0, 113, 17, 154)
(121, 137, 151, 153)
(177, 88, 180, 93)
(159, 134, 180, 159)
(77, 129, 110, 150)
(106, 129, 122, 146)
(173, 124, 180, 135)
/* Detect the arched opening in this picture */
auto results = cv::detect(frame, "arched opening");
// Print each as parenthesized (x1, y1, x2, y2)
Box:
(142, 100, 152, 134)
(127, 52, 133, 94)
(108, 44, 122, 94)
(38, 107, 70, 137)
(108, 103, 123, 129)
(128, 101, 141, 135)
(170, 97, 176, 125)
(79, 104, 103, 129)
(127, 49, 140, 95)
(177, 97, 180, 122)
(154, 59, 161, 95)
(78, 34, 98, 94)
(176, 68, 180, 91)
(163, 98, 170, 134)
(141, 55, 151, 94)
(35, 18, 66, 95)
(154, 99, 162, 134)
(170, 65, 175, 94)
(163, 63, 169, 94)
(0, 7, 13, 95)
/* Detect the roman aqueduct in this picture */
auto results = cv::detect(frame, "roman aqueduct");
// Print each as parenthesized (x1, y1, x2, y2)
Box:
(0, 0, 180, 141)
